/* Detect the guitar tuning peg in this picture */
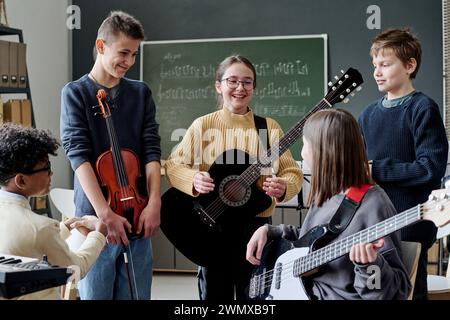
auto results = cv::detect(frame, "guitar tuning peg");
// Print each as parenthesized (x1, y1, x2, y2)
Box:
(334, 75, 339, 80)
(346, 89, 351, 93)
(328, 81, 333, 87)
(341, 69, 345, 74)
(343, 98, 349, 103)
(440, 193, 448, 200)
(350, 92, 355, 97)
(356, 86, 362, 92)
(339, 94, 345, 100)
(429, 194, 436, 201)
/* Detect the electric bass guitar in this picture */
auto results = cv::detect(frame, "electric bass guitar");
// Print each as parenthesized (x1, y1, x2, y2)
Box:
(160, 68, 364, 267)
(249, 188, 450, 300)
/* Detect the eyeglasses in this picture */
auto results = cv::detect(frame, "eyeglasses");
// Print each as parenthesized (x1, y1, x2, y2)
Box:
(23, 160, 52, 176)
(220, 78, 254, 90)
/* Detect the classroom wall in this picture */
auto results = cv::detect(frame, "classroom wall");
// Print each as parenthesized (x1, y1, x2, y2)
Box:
(5, 0, 72, 219)
(72, 0, 443, 117)
(4, 0, 441, 203)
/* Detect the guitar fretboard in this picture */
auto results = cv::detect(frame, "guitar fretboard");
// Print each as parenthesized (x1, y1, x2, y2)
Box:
(238, 98, 331, 188)
(292, 204, 422, 276)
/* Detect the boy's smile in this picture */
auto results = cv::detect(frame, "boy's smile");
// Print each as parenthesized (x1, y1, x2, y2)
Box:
(99, 32, 140, 84)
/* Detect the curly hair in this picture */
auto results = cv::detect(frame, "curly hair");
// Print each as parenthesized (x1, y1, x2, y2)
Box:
(0, 123, 60, 185)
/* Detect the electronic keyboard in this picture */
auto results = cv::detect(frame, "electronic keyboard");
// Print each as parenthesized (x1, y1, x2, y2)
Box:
(0, 254, 71, 299)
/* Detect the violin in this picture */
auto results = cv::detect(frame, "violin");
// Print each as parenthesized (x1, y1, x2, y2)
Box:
(95, 88, 148, 239)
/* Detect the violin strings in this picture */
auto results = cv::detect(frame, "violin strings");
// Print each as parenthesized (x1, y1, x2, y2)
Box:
(98, 92, 140, 300)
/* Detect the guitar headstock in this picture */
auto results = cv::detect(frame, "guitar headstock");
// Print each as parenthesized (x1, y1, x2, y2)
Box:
(325, 68, 364, 106)
(422, 189, 450, 227)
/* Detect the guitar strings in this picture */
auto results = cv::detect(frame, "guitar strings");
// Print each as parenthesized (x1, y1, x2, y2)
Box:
(204, 75, 355, 222)
(204, 99, 329, 221)
(254, 207, 421, 294)
(251, 206, 422, 295)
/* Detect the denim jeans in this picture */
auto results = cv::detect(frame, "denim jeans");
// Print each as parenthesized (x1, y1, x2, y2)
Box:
(78, 237, 153, 300)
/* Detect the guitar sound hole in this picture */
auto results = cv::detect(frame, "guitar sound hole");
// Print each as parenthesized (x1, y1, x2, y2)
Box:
(218, 175, 252, 207)
(223, 180, 246, 202)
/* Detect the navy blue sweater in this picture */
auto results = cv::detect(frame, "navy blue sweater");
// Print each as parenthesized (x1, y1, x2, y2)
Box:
(358, 92, 448, 247)
(60, 74, 161, 215)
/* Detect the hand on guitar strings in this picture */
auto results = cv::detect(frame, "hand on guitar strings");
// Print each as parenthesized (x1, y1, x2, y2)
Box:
(263, 176, 287, 199)
(193, 171, 215, 194)
(349, 238, 385, 265)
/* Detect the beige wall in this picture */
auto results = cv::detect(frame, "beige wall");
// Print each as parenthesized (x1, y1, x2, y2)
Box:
(4, 0, 72, 218)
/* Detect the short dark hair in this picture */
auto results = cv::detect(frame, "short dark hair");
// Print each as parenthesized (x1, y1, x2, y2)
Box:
(0, 123, 60, 185)
(303, 109, 373, 207)
(97, 11, 145, 43)
(370, 28, 422, 79)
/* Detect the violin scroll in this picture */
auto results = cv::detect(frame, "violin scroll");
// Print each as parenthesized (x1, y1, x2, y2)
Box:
(96, 89, 111, 118)
(96, 88, 107, 101)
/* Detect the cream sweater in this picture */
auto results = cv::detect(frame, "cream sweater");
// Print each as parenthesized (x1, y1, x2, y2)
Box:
(165, 107, 303, 217)
(0, 194, 106, 300)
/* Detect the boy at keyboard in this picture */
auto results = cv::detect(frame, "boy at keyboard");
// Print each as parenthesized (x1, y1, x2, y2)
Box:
(0, 123, 107, 299)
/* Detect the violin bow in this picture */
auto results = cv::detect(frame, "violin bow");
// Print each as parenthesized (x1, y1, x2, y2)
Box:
(123, 244, 139, 300)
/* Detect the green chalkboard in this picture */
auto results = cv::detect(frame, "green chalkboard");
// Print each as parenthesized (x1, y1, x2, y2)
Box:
(141, 35, 327, 160)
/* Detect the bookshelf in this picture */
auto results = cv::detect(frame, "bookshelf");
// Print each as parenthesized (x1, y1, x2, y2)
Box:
(0, 24, 50, 217)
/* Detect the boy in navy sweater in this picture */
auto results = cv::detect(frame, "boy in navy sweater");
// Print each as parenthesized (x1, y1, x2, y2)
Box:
(60, 11, 161, 300)
(358, 28, 448, 300)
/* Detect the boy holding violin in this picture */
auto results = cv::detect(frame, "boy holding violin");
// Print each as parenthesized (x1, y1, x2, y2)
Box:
(60, 11, 161, 300)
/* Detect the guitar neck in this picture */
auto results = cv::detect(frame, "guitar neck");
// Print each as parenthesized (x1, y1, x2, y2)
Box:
(239, 98, 332, 188)
(293, 204, 423, 276)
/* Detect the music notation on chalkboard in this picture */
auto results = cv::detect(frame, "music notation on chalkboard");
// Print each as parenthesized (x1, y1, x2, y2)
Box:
(142, 35, 327, 160)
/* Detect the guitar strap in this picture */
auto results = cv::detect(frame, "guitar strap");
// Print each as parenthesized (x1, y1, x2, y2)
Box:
(253, 114, 270, 153)
(293, 184, 373, 248)
(328, 184, 373, 235)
